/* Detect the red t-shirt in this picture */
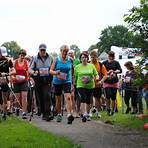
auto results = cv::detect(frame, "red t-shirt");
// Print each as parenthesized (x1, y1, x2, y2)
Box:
(15, 59, 29, 81)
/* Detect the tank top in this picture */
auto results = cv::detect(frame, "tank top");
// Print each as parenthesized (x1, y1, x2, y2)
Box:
(15, 59, 29, 81)
(53, 56, 73, 84)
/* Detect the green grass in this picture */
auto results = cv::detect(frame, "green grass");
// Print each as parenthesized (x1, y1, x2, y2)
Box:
(92, 110, 148, 131)
(0, 117, 80, 148)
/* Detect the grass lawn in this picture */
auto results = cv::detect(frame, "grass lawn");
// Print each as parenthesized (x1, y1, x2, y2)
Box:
(92, 110, 148, 131)
(0, 117, 80, 148)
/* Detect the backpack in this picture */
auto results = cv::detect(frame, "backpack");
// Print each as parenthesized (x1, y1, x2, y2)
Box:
(98, 62, 103, 79)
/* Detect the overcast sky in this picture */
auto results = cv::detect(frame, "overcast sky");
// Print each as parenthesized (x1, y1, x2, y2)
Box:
(0, 0, 140, 55)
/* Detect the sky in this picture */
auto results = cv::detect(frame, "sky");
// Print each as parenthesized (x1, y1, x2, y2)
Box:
(0, 0, 140, 55)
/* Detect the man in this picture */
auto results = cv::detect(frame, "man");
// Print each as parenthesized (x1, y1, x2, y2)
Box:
(0, 46, 15, 120)
(30, 44, 53, 121)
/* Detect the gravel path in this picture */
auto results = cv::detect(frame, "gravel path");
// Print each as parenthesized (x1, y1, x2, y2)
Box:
(31, 115, 148, 148)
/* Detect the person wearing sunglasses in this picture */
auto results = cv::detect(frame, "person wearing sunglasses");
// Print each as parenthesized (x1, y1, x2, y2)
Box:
(30, 44, 53, 122)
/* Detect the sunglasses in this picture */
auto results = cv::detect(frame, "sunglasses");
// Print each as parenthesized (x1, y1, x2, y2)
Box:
(40, 49, 46, 52)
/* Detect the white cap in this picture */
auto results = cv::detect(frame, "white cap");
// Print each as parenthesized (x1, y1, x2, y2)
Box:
(0, 46, 8, 56)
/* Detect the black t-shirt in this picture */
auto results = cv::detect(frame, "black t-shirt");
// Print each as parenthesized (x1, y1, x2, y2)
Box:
(0, 57, 13, 73)
(103, 60, 122, 84)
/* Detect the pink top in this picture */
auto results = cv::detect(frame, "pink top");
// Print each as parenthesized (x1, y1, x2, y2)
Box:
(103, 82, 119, 89)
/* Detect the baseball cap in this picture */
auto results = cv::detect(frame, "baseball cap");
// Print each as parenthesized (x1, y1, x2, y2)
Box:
(0, 46, 8, 56)
(39, 43, 47, 50)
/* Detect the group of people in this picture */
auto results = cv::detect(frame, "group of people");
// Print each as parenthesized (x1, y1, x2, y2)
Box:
(0, 44, 147, 124)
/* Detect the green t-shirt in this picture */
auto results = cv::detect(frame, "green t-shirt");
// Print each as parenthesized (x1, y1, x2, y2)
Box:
(75, 63, 98, 89)
(73, 58, 80, 67)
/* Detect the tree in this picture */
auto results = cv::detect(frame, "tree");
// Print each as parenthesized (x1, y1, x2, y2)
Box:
(88, 44, 98, 51)
(124, 0, 148, 63)
(124, 0, 148, 87)
(50, 52, 58, 58)
(1, 41, 21, 59)
(70, 44, 81, 58)
(96, 25, 136, 54)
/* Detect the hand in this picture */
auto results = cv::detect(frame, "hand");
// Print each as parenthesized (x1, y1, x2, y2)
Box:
(33, 70, 38, 76)
(0, 72, 7, 77)
(55, 70, 60, 75)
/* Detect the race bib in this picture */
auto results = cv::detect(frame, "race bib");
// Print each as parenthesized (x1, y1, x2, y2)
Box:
(125, 76, 131, 83)
(81, 75, 91, 84)
(39, 68, 49, 76)
(57, 72, 67, 80)
(11, 75, 26, 84)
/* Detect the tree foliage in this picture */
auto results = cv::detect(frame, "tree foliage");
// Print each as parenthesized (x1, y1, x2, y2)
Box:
(96, 25, 136, 54)
(124, 0, 148, 86)
(124, 0, 148, 63)
(70, 44, 81, 58)
(1, 41, 21, 59)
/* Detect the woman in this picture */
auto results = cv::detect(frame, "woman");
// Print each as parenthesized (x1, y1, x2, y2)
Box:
(75, 52, 98, 122)
(124, 61, 138, 114)
(102, 51, 122, 116)
(50, 45, 74, 124)
(12, 49, 29, 119)
(90, 50, 107, 117)
(0, 46, 16, 120)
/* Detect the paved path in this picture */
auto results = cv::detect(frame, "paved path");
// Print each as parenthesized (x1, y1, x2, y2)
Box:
(31, 115, 148, 148)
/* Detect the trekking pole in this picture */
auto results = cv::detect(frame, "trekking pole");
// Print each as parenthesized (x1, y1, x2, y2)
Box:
(1, 73, 22, 109)
(28, 80, 34, 121)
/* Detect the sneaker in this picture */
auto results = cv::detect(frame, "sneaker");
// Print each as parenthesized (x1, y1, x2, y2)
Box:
(22, 113, 27, 119)
(37, 108, 41, 116)
(131, 111, 136, 115)
(56, 114, 62, 122)
(92, 108, 97, 113)
(110, 111, 114, 116)
(86, 115, 91, 121)
(67, 115, 74, 124)
(45, 115, 54, 122)
(107, 108, 111, 116)
(125, 107, 131, 114)
(7, 111, 13, 116)
(82, 116, 87, 122)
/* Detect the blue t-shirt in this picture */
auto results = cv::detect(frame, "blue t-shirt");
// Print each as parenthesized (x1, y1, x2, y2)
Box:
(53, 56, 73, 84)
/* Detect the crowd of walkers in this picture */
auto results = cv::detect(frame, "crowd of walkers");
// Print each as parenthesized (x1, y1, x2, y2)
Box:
(0, 44, 148, 124)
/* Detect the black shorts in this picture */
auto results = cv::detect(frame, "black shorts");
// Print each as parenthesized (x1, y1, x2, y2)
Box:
(53, 83, 71, 96)
(104, 87, 117, 100)
(0, 84, 9, 92)
(13, 81, 28, 93)
(77, 88, 93, 105)
(93, 87, 102, 99)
